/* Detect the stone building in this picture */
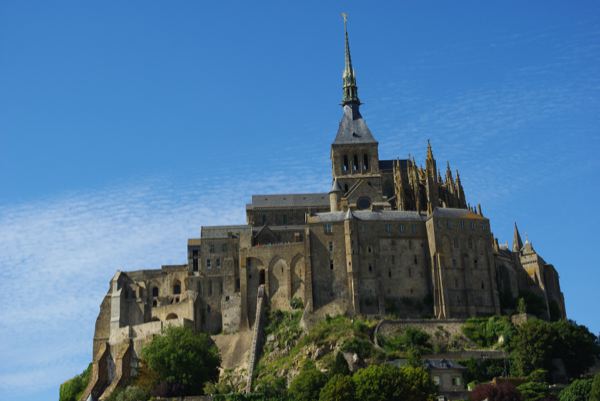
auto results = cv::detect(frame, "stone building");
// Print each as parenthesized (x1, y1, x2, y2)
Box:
(80, 20, 566, 401)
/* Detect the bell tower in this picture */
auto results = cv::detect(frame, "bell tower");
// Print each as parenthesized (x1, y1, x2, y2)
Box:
(330, 14, 382, 210)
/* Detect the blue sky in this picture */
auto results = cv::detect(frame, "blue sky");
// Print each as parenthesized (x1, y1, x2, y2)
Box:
(1, 1, 599, 400)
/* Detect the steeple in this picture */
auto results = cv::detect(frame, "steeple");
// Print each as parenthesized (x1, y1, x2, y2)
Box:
(513, 223, 524, 252)
(341, 13, 360, 107)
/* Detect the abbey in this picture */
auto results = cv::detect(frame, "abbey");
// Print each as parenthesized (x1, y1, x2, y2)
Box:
(80, 21, 565, 401)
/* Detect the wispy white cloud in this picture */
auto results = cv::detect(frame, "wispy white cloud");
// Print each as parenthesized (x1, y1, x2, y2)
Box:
(0, 170, 325, 398)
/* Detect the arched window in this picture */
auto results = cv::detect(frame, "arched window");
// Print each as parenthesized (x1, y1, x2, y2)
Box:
(152, 287, 159, 297)
(353, 155, 359, 172)
(173, 281, 181, 295)
(343, 155, 349, 173)
(166, 313, 178, 320)
(363, 154, 369, 171)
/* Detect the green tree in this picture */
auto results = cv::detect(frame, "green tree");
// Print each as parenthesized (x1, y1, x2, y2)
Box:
(517, 381, 550, 401)
(352, 364, 435, 401)
(141, 325, 220, 396)
(288, 361, 328, 401)
(319, 374, 355, 401)
(552, 320, 599, 379)
(590, 373, 600, 401)
(558, 379, 592, 401)
(59, 364, 92, 401)
(511, 320, 557, 377)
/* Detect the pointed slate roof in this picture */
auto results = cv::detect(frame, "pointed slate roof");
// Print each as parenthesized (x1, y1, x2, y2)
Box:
(333, 104, 377, 145)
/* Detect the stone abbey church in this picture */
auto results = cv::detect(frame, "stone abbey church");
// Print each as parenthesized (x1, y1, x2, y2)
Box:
(81, 21, 565, 401)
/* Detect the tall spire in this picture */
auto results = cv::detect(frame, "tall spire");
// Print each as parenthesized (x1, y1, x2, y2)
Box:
(341, 13, 360, 106)
(513, 223, 524, 252)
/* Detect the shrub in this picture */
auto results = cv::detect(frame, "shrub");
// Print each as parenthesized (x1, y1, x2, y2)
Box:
(328, 352, 350, 376)
(470, 382, 521, 401)
(59, 364, 92, 401)
(380, 327, 432, 354)
(141, 325, 220, 396)
(590, 373, 600, 401)
(105, 385, 149, 401)
(288, 361, 328, 401)
(462, 316, 514, 348)
(290, 297, 304, 310)
(319, 374, 355, 401)
(341, 337, 374, 359)
(558, 379, 592, 401)
(352, 364, 435, 401)
(460, 358, 506, 384)
(517, 381, 551, 401)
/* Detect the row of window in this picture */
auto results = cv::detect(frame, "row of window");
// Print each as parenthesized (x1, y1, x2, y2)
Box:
(341, 153, 371, 174)
(324, 223, 420, 235)
(441, 219, 487, 231)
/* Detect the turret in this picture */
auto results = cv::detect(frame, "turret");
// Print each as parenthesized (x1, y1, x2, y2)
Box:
(513, 223, 524, 252)
(329, 179, 342, 212)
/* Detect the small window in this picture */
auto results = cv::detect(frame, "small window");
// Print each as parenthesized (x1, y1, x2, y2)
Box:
(411, 224, 417, 234)
(192, 249, 198, 257)
(192, 258, 198, 272)
(173, 283, 181, 295)
(282, 214, 288, 225)
(433, 376, 441, 385)
(330, 260, 334, 270)
(452, 377, 462, 386)
(209, 244, 215, 253)
(459, 220, 465, 229)
(399, 224, 405, 233)
(216, 258, 221, 268)
(344, 184, 349, 192)
(388, 270, 392, 278)
(474, 258, 478, 268)
(152, 287, 159, 297)
(413, 255, 418, 265)
(363, 153, 369, 170)
(343, 155, 349, 173)
(152, 299, 157, 307)
(368, 264, 372, 272)
(206, 258, 211, 269)
(481, 281, 485, 289)
(470, 221, 475, 230)
(328, 241, 334, 252)
(385, 224, 392, 234)
(367, 246, 373, 253)
(353, 155, 359, 172)
(324, 223, 333, 234)
(235, 278, 240, 291)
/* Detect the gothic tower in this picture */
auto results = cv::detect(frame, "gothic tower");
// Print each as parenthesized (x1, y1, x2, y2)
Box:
(330, 14, 383, 211)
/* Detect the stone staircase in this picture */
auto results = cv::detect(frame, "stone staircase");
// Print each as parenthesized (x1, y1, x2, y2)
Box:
(245, 284, 266, 393)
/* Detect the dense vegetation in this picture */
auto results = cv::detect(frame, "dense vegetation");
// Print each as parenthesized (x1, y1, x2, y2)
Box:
(62, 309, 599, 401)
(59, 364, 91, 401)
